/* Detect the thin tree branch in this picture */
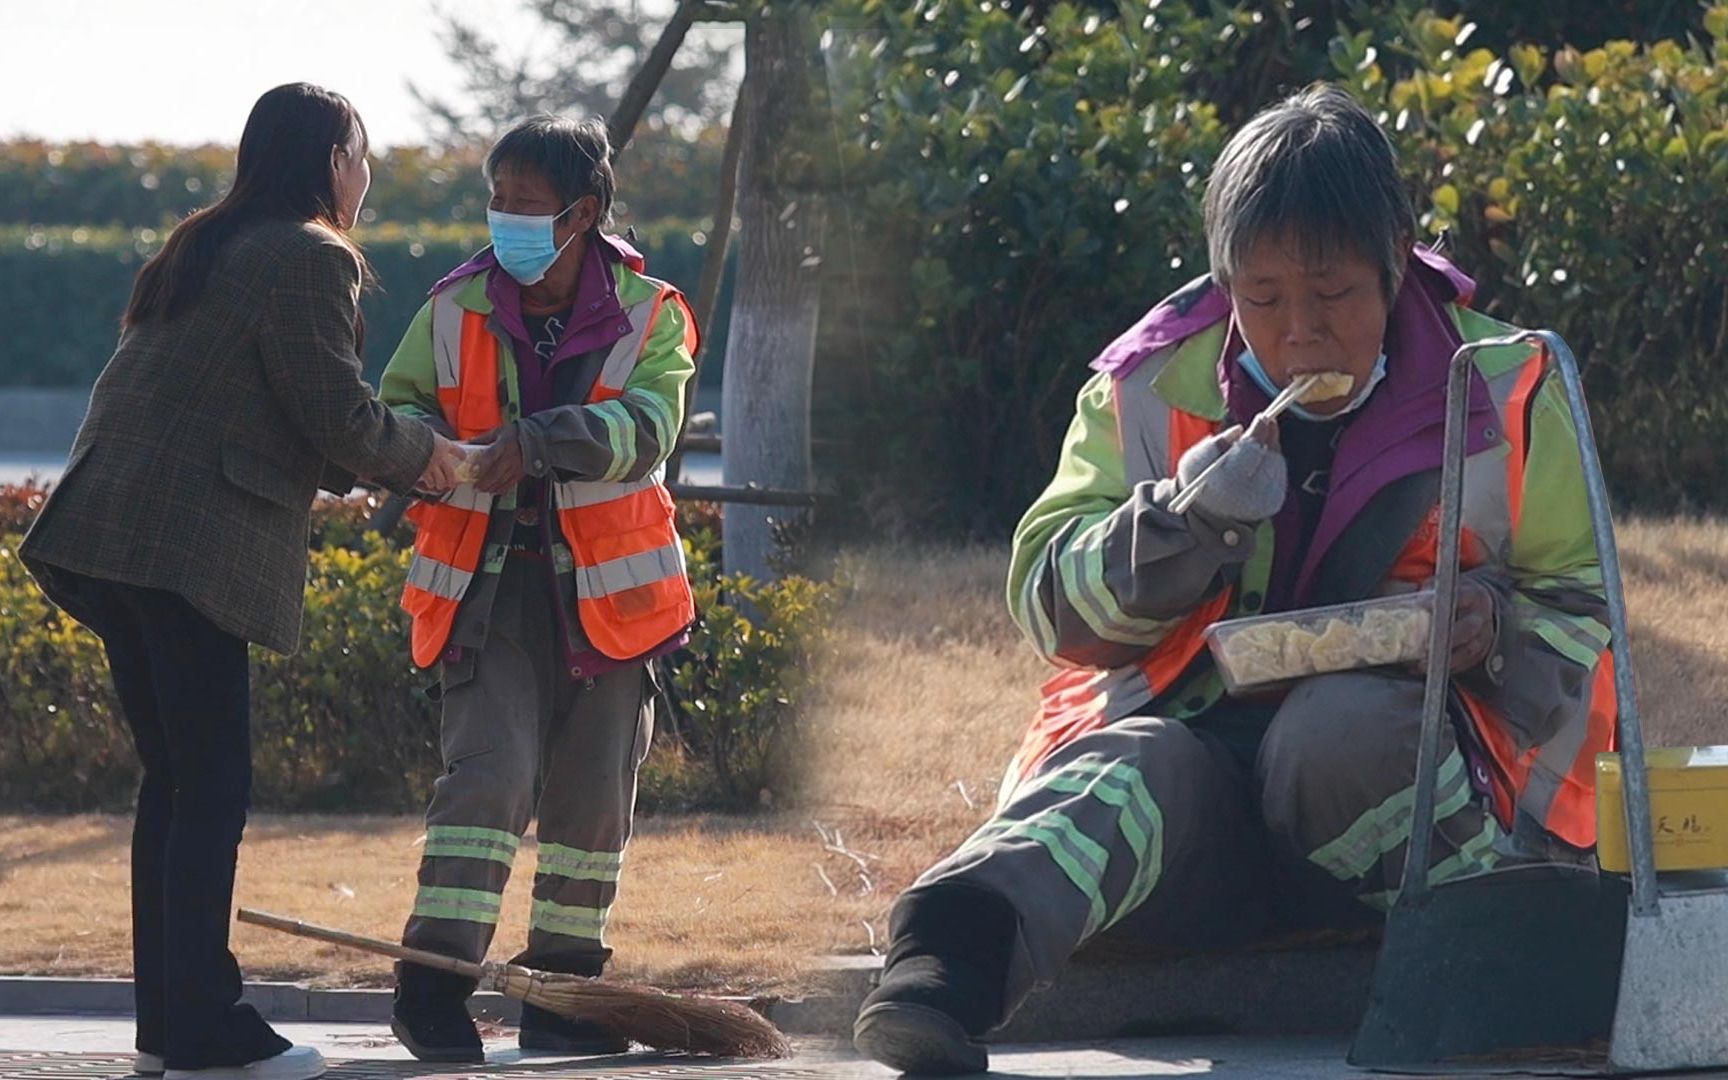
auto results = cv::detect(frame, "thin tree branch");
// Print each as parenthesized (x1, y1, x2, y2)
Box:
(608, 0, 705, 159)
(668, 71, 748, 482)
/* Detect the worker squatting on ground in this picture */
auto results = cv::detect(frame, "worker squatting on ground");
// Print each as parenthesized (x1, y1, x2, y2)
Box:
(853, 84, 1618, 1075)
(376, 115, 698, 1060)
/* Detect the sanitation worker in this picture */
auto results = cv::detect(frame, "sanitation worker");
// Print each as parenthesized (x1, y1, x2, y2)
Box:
(378, 113, 698, 1060)
(854, 84, 1616, 1075)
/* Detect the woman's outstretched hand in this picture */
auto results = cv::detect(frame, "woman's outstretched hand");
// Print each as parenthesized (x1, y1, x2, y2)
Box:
(417, 433, 468, 493)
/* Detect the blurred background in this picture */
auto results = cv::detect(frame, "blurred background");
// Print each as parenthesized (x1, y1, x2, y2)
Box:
(0, 0, 744, 486)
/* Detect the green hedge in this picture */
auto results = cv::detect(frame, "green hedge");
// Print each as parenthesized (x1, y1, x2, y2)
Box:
(0, 488, 838, 813)
(0, 221, 733, 390)
(814, 0, 1728, 532)
(1, 130, 727, 229)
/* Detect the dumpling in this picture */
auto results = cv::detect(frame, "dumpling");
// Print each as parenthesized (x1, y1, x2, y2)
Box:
(1298, 371, 1355, 403)
(1356, 608, 1410, 665)
(1308, 618, 1362, 672)
(1279, 626, 1320, 675)
(1222, 623, 1287, 684)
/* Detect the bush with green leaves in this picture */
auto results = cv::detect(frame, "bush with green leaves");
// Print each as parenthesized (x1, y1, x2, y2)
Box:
(820, 0, 1728, 532)
(659, 506, 842, 810)
(819, 0, 1235, 534)
(0, 484, 834, 813)
(0, 531, 134, 807)
(1, 131, 727, 230)
(1329, 7, 1728, 508)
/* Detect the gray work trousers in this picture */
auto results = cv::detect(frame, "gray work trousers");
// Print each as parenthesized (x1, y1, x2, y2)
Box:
(401, 556, 654, 976)
(904, 671, 1505, 1028)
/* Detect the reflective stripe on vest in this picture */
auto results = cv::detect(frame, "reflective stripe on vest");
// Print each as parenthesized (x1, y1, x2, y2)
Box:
(406, 551, 475, 600)
(430, 288, 504, 440)
(403, 280, 696, 668)
(403, 290, 501, 667)
(552, 465, 663, 508)
(1005, 399, 1228, 786)
(574, 544, 688, 600)
(595, 292, 663, 396)
(1445, 347, 1615, 849)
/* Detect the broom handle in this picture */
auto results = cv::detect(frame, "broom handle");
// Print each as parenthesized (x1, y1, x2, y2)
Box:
(237, 908, 488, 981)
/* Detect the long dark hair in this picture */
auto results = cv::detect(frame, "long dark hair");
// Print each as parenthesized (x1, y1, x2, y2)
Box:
(124, 83, 370, 327)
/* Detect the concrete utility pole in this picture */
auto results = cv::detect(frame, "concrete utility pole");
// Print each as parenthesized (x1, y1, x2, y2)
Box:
(720, 5, 824, 582)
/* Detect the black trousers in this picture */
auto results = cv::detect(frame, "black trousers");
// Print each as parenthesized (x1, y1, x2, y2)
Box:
(46, 569, 287, 1068)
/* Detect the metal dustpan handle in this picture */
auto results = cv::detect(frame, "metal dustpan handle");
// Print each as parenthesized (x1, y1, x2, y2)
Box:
(1400, 330, 1657, 917)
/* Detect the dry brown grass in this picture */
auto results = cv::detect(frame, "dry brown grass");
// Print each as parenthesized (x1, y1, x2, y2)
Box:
(800, 522, 1728, 956)
(801, 544, 1043, 958)
(1614, 518, 1728, 748)
(6, 524, 1726, 983)
(0, 814, 831, 993)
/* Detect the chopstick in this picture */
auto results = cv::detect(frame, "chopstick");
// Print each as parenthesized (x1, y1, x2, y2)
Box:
(1260, 371, 1325, 423)
(1169, 373, 1319, 516)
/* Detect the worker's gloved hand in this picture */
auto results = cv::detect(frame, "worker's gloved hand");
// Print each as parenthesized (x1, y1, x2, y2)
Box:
(1412, 575, 1501, 675)
(470, 422, 527, 495)
(1174, 415, 1287, 523)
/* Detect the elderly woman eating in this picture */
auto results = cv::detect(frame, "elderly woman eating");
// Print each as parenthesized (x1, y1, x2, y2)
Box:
(852, 84, 1616, 1075)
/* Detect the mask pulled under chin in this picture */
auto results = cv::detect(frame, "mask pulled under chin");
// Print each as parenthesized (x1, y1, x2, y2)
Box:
(487, 202, 580, 285)
(1236, 350, 1388, 422)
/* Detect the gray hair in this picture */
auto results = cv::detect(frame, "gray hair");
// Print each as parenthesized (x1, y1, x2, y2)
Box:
(485, 114, 615, 231)
(1203, 84, 1415, 300)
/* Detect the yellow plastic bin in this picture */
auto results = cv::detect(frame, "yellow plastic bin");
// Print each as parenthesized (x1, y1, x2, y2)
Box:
(1597, 746, 1728, 873)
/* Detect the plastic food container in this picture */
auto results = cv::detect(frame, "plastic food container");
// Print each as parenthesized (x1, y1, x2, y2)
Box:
(1205, 590, 1437, 695)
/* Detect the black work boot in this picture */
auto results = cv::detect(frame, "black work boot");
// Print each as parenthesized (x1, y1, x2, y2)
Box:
(391, 962, 483, 1063)
(853, 883, 1018, 1075)
(518, 1002, 631, 1055)
(513, 951, 630, 1055)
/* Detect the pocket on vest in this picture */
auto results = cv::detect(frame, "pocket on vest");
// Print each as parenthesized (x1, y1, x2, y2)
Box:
(564, 487, 694, 657)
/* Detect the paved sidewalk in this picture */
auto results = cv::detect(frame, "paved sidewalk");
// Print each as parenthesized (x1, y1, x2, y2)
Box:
(0, 1020, 837, 1078)
(0, 1015, 1606, 1080)
(13, 1017, 1728, 1079)
(0, 1019, 1362, 1078)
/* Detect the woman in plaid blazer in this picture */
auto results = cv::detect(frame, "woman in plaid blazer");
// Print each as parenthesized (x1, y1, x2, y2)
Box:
(21, 83, 465, 1080)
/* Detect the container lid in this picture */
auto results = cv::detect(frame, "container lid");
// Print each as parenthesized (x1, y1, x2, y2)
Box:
(1598, 746, 1728, 789)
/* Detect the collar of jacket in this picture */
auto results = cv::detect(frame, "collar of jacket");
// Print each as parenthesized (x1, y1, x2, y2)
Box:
(426, 232, 649, 367)
(1092, 242, 1477, 382)
(1116, 246, 1502, 606)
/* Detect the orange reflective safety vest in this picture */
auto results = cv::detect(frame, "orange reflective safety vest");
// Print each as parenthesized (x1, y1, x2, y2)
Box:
(1007, 346, 1615, 850)
(401, 280, 697, 669)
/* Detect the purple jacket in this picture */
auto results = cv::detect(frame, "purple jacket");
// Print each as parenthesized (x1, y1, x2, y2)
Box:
(431, 232, 648, 412)
(1094, 246, 1500, 607)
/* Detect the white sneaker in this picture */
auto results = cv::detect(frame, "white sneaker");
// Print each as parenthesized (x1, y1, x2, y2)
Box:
(134, 1053, 166, 1077)
(164, 1046, 326, 1080)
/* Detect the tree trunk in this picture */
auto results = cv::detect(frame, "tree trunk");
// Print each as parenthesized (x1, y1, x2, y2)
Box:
(721, 9, 823, 582)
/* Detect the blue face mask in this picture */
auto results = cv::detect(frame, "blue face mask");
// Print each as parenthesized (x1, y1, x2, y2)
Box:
(487, 201, 580, 285)
(1236, 350, 1388, 422)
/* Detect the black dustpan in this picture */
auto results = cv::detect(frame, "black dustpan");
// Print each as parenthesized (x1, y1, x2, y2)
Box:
(1350, 331, 1728, 1074)
(1351, 862, 1628, 1070)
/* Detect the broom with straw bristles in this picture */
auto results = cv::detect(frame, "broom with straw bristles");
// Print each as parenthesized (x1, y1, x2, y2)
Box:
(237, 908, 791, 1059)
